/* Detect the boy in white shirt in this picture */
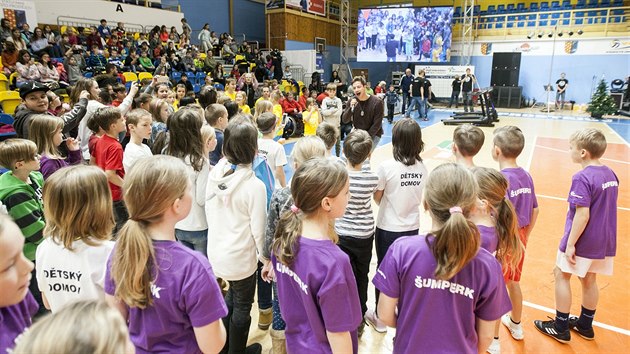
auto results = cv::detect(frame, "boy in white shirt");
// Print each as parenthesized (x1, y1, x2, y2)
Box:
(123, 109, 153, 172)
(256, 112, 287, 188)
(320, 83, 343, 156)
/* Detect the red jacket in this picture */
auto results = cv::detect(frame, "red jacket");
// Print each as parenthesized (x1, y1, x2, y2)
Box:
(281, 98, 302, 114)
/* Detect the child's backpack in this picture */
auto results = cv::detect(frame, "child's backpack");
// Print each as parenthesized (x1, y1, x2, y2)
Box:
(253, 154, 275, 209)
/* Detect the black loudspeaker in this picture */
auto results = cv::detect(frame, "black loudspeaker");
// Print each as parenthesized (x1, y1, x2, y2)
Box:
(492, 86, 522, 108)
(491, 52, 521, 87)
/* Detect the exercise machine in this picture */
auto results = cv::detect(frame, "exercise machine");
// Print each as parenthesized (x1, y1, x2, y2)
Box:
(442, 88, 498, 127)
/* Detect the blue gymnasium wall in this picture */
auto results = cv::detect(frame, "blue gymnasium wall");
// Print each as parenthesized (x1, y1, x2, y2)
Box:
(179, 0, 265, 44)
(470, 54, 630, 104)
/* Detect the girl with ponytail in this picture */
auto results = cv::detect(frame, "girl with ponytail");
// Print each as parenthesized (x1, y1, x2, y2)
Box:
(372, 163, 511, 354)
(470, 166, 524, 354)
(272, 157, 361, 354)
(104, 155, 227, 354)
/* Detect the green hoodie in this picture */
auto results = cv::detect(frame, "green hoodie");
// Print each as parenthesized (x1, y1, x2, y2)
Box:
(0, 171, 45, 260)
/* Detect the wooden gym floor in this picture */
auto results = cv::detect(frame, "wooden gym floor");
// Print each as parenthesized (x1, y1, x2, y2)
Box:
(249, 108, 630, 353)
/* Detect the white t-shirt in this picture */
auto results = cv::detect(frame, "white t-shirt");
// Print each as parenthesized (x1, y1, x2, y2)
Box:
(257, 138, 287, 188)
(375, 159, 428, 232)
(175, 156, 209, 231)
(123, 142, 153, 172)
(36, 237, 115, 312)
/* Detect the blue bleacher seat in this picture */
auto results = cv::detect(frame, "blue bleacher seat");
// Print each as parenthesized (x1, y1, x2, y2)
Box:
(455, 6, 462, 14)
(612, 0, 623, 6)
(576, 0, 587, 8)
(474, 5, 480, 13)
(552, 13, 561, 19)
(517, 3, 526, 12)
(0, 113, 14, 125)
(541, 2, 550, 10)
(530, 3, 539, 12)
(601, 0, 610, 6)
(551, 1, 560, 8)
(575, 11, 585, 24)
(497, 5, 506, 13)
(562, 0, 572, 9)
(488, 5, 496, 14)
(195, 72, 206, 85)
(171, 71, 182, 83)
(587, 0, 599, 7)
(507, 4, 516, 12)
(185, 71, 195, 80)
(193, 84, 200, 94)
(83, 72, 93, 78)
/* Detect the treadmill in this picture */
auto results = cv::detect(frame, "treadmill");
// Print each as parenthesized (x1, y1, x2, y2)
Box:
(442, 88, 498, 127)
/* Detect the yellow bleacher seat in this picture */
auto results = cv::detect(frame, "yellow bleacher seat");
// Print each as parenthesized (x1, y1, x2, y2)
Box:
(0, 73, 8, 92)
(0, 90, 22, 115)
(9, 72, 18, 89)
(61, 25, 67, 34)
(59, 93, 70, 104)
(122, 72, 138, 83)
(133, 32, 140, 40)
(235, 54, 246, 62)
(138, 72, 153, 82)
(199, 53, 207, 60)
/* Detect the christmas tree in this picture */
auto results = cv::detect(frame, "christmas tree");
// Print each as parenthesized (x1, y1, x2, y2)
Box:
(587, 78, 617, 118)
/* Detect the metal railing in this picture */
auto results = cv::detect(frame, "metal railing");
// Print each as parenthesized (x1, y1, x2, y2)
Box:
(57, 16, 144, 34)
(453, 6, 628, 38)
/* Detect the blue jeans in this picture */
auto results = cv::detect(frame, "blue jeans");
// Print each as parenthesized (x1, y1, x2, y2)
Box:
(420, 97, 428, 118)
(449, 91, 460, 107)
(463, 91, 474, 112)
(257, 261, 272, 310)
(175, 229, 208, 257)
(406, 96, 422, 118)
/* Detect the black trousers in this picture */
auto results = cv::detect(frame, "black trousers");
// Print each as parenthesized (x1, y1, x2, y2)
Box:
(374, 227, 418, 308)
(338, 235, 374, 317)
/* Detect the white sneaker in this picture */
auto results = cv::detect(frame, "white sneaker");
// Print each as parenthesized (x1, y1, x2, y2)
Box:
(487, 338, 500, 354)
(364, 309, 387, 333)
(501, 314, 524, 340)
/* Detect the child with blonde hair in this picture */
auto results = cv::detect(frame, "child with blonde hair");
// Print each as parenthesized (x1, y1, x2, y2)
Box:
(535, 128, 618, 343)
(235, 91, 251, 115)
(261, 136, 327, 352)
(253, 99, 273, 122)
(373, 163, 511, 353)
(492, 125, 539, 343)
(105, 156, 227, 353)
(12, 300, 133, 354)
(36, 166, 115, 312)
(0, 214, 37, 353)
(302, 98, 321, 136)
(272, 157, 361, 353)
(29, 114, 82, 179)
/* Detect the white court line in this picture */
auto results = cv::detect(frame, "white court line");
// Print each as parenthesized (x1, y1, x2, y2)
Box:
(526, 136, 538, 171)
(537, 194, 630, 211)
(523, 301, 630, 336)
(535, 145, 630, 165)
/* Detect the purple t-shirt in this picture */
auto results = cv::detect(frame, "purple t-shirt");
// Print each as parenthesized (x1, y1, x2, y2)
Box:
(0, 292, 38, 353)
(501, 167, 538, 228)
(373, 235, 511, 354)
(105, 240, 228, 354)
(559, 165, 618, 259)
(272, 237, 362, 354)
(477, 225, 498, 254)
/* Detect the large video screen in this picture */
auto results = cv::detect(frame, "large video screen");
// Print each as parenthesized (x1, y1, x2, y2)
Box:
(357, 7, 454, 63)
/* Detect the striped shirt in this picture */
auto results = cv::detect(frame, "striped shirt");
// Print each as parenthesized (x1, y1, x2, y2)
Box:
(335, 169, 379, 239)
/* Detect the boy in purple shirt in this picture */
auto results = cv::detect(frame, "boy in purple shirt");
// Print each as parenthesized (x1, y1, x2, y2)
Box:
(534, 128, 618, 343)
(270, 158, 362, 354)
(492, 125, 539, 342)
(373, 163, 511, 354)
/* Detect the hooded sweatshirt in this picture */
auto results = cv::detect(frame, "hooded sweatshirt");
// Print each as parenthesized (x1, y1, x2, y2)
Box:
(13, 97, 88, 140)
(205, 159, 267, 281)
(0, 171, 45, 260)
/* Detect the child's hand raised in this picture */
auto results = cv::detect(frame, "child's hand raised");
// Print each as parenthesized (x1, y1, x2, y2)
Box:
(66, 137, 80, 151)
(79, 90, 90, 100)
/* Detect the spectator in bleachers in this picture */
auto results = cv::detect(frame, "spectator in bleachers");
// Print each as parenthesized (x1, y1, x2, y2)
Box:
(86, 26, 103, 50)
(198, 23, 212, 53)
(149, 31, 160, 49)
(85, 44, 107, 73)
(42, 25, 62, 58)
(66, 27, 79, 46)
(15, 50, 42, 88)
(229, 64, 240, 80)
(96, 63, 123, 89)
(20, 23, 32, 45)
(38, 53, 64, 89)
(107, 34, 123, 53)
(65, 56, 83, 86)
(123, 50, 141, 73)
(181, 50, 195, 73)
(159, 25, 169, 43)
(2, 41, 18, 75)
(181, 18, 192, 36)
(0, 18, 10, 43)
(137, 32, 149, 47)
(179, 32, 190, 49)
(222, 38, 235, 62)
(177, 73, 194, 93)
(108, 48, 124, 69)
(114, 22, 125, 37)
(210, 31, 219, 48)
(138, 51, 155, 72)
(153, 43, 165, 60)
(8, 27, 27, 51)
(202, 49, 216, 72)
(30, 27, 52, 57)
(239, 73, 258, 109)
(214, 63, 226, 87)
(58, 32, 72, 54)
(169, 26, 180, 43)
(165, 41, 177, 57)
(97, 19, 111, 38)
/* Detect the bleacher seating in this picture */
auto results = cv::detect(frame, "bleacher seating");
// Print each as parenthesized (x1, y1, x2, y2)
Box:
(0, 91, 22, 115)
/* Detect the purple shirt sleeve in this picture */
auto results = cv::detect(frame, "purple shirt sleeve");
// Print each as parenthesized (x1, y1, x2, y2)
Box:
(318, 260, 362, 333)
(179, 258, 228, 328)
(568, 174, 591, 207)
(474, 255, 512, 321)
(372, 246, 400, 299)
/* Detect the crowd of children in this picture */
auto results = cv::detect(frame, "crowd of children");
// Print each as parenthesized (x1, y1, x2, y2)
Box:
(0, 61, 620, 354)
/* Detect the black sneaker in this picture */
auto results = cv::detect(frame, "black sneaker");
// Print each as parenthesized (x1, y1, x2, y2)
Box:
(568, 316, 595, 340)
(534, 318, 571, 343)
